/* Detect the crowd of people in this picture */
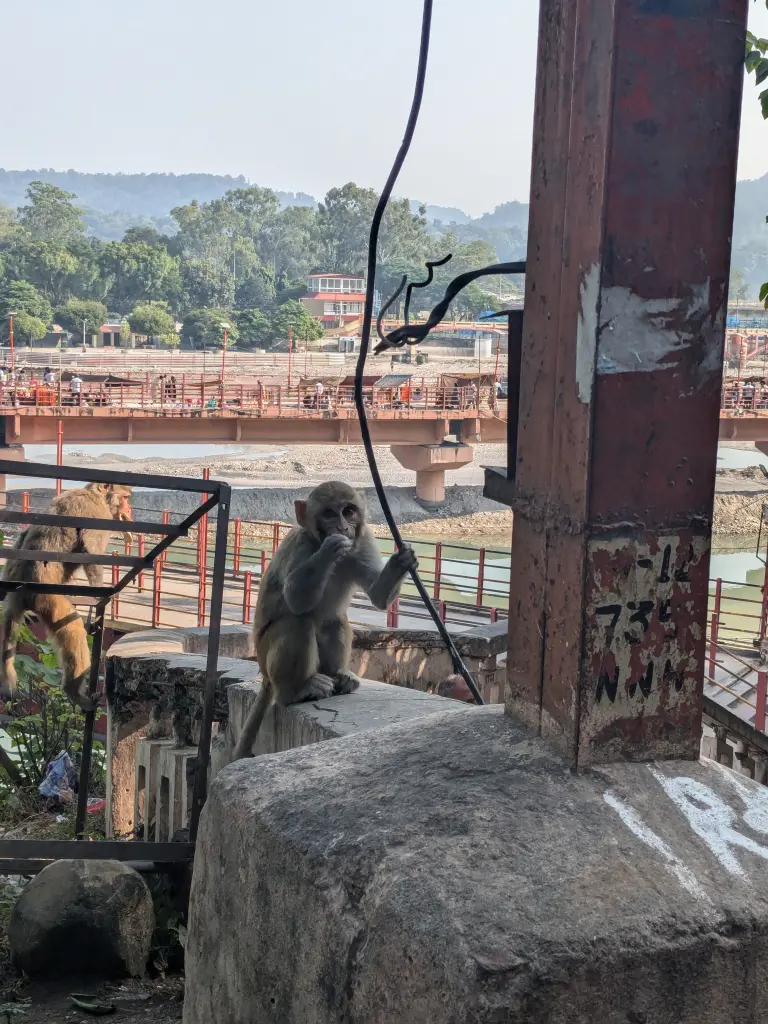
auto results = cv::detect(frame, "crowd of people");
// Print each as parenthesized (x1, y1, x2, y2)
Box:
(722, 378, 768, 411)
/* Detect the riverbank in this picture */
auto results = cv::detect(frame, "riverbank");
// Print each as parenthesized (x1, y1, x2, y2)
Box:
(10, 448, 767, 542)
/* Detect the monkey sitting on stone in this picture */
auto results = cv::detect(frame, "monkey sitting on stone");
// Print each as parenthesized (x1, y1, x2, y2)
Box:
(1, 482, 133, 710)
(232, 481, 418, 760)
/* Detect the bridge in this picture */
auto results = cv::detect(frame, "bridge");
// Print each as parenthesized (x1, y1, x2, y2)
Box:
(0, 377, 507, 504)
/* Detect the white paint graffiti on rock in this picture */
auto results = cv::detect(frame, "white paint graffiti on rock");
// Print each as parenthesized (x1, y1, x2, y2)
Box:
(605, 763, 768, 891)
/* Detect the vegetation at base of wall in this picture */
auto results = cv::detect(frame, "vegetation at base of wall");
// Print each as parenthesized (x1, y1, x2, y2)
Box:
(0, 624, 105, 821)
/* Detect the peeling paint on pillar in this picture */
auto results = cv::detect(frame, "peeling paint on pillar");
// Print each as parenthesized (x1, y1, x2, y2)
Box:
(579, 532, 709, 765)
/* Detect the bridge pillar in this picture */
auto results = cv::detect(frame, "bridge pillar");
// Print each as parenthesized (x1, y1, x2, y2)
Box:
(0, 445, 24, 510)
(390, 443, 473, 509)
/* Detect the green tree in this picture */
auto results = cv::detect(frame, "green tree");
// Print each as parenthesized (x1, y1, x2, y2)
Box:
(269, 300, 323, 345)
(314, 183, 428, 274)
(180, 258, 234, 311)
(122, 225, 163, 247)
(730, 266, 751, 304)
(5, 240, 80, 304)
(53, 299, 107, 339)
(234, 308, 273, 349)
(258, 205, 320, 283)
(0, 204, 21, 247)
(180, 308, 238, 349)
(100, 241, 178, 313)
(0, 281, 52, 324)
(128, 302, 176, 338)
(6, 311, 47, 345)
(746, 9, 768, 307)
(18, 181, 85, 243)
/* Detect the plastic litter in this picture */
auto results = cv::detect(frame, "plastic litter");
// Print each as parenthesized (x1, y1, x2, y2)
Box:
(38, 751, 77, 806)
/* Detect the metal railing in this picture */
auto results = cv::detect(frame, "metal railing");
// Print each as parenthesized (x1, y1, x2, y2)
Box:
(0, 378, 505, 417)
(0, 461, 231, 872)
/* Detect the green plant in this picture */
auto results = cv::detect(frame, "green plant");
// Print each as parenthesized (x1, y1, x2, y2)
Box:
(746, 5, 768, 307)
(0, 625, 104, 814)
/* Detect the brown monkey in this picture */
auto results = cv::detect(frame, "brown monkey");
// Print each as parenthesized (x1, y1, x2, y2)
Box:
(1, 482, 133, 709)
(232, 481, 417, 759)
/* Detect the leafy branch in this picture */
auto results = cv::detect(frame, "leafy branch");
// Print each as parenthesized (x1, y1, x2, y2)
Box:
(746, 2, 768, 308)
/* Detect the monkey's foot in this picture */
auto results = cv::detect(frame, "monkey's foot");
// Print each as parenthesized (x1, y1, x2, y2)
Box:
(293, 674, 335, 703)
(333, 670, 362, 695)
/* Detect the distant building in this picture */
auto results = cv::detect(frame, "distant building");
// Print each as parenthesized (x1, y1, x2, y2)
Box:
(301, 273, 366, 326)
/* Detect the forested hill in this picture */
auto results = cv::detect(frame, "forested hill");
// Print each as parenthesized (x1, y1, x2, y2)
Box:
(0, 170, 316, 240)
(0, 168, 765, 290)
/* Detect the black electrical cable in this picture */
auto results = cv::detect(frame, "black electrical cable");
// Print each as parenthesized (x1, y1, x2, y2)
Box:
(353, 0, 485, 706)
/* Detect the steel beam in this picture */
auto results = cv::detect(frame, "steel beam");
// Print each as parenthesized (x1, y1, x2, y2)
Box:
(507, 0, 747, 766)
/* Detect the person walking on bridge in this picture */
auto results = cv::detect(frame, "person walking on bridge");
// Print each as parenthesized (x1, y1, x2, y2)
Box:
(70, 373, 83, 407)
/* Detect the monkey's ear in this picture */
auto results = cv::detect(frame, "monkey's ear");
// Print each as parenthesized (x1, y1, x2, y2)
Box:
(294, 500, 309, 528)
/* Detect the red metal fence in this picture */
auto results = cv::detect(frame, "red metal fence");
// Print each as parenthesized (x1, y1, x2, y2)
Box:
(0, 377, 503, 417)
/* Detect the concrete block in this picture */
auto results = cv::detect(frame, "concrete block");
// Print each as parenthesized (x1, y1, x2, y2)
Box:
(133, 738, 173, 840)
(155, 744, 197, 841)
(186, 707, 768, 1024)
(220, 679, 464, 767)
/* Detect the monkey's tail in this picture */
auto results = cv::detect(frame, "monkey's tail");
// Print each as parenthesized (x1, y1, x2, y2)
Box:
(232, 680, 273, 761)
(0, 598, 24, 696)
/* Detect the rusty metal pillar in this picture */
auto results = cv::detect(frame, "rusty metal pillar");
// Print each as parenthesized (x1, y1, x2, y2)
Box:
(506, 0, 748, 767)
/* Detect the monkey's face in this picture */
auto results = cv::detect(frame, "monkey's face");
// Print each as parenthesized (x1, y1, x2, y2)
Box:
(89, 483, 133, 521)
(298, 482, 366, 543)
(317, 499, 361, 541)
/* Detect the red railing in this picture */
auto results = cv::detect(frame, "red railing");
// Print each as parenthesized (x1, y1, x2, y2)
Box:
(0, 377, 505, 417)
(6, 484, 768, 732)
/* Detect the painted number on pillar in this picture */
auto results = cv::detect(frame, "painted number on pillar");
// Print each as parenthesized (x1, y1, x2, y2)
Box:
(588, 536, 704, 709)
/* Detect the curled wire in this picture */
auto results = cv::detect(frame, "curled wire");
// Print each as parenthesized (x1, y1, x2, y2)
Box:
(374, 259, 527, 353)
(403, 253, 453, 326)
(376, 275, 407, 344)
(353, 0, 487, 705)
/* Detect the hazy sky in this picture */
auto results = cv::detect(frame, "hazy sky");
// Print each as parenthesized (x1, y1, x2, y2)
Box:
(1, 1, 767, 217)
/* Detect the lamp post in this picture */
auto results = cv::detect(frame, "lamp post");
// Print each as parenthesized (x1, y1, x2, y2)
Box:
(7, 312, 16, 373)
(288, 326, 293, 388)
(219, 321, 231, 394)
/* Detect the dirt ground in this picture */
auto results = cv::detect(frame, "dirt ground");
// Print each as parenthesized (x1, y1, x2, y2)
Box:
(0, 976, 183, 1023)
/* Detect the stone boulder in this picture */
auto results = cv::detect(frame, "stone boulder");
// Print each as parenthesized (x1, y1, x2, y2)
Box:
(9, 859, 155, 978)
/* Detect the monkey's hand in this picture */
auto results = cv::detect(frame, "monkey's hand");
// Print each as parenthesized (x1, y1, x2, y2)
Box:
(367, 543, 419, 610)
(387, 544, 418, 579)
(284, 535, 353, 615)
(320, 534, 353, 560)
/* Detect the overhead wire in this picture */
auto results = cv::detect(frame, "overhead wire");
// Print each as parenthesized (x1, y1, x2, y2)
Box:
(352, 0, 486, 705)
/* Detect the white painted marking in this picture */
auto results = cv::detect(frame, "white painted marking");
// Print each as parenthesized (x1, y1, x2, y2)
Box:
(603, 791, 706, 899)
(576, 263, 600, 404)
(596, 281, 719, 376)
(649, 767, 768, 877)
(712, 762, 768, 836)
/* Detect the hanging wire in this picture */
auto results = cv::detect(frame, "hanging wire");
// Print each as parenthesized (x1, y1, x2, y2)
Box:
(376, 275, 408, 345)
(403, 254, 453, 326)
(375, 260, 526, 353)
(352, 0, 487, 705)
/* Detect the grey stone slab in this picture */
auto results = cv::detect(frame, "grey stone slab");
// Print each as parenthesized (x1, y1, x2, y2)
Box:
(185, 707, 768, 1024)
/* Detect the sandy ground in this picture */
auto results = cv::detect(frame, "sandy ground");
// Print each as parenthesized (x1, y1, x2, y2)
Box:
(58, 442, 502, 489)
(22, 443, 512, 540)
